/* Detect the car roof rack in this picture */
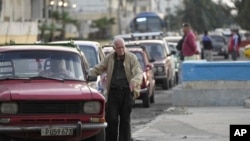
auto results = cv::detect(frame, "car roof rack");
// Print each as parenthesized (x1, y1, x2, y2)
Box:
(131, 32, 165, 40)
(1, 40, 82, 53)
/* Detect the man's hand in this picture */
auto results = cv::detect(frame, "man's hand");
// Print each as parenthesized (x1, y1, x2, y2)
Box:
(129, 81, 136, 92)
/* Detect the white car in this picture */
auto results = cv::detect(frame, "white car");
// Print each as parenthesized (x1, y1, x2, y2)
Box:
(50, 40, 105, 93)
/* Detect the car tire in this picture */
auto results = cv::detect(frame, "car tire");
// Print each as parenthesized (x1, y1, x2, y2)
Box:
(224, 53, 229, 59)
(175, 72, 179, 85)
(150, 85, 155, 103)
(162, 79, 169, 90)
(142, 87, 150, 108)
(0, 135, 10, 141)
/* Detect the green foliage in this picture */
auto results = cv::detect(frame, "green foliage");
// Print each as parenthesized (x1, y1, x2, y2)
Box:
(175, 0, 233, 33)
(234, 0, 250, 30)
(38, 10, 79, 42)
(90, 17, 115, 39)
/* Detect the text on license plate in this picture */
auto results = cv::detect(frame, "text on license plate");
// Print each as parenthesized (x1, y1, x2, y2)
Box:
(41, 128, 74, 136)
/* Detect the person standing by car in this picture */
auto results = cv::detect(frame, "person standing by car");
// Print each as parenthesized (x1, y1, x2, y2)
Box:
(202, 30, 213, 61)
(229, 28, 240, 60)
(176, 35, 185, 61)
(182, 23, 199, 60)
(89, 37, 143, 141)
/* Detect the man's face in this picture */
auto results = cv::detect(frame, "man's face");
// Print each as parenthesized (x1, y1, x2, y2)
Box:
(113, 40, 125, 56)
(183, 26, 188, 34)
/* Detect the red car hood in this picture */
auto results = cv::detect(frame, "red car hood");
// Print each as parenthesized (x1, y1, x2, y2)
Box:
(0, 82, 92, 101)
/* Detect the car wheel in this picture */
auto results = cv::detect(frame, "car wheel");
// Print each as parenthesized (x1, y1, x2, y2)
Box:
(142, 87, 150, 108)
(0, 135, 10, 141)
(162, 79, 169, 90)
(85, 129, 105, 141)
(175, 72, 179, 85)
(168, 79, 173, 89)
(150, 85, 155, 103)
(224, 53, 229, 59)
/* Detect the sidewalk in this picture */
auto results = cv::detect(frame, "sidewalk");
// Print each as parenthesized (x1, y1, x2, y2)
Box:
(132, 106, 250, 141)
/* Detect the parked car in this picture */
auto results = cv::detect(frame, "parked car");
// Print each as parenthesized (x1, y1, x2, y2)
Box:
(166, 42, 179, 85)
(209, 33, 229, 59)
(128, 38, 175, 90)
(50, 40, 106, 93)
(0, 43, 107, 141)
(102, 44, 156, 108)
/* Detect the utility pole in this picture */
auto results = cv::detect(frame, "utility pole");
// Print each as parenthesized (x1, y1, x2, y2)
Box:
(117, 0, 122, 34)
(166, 0, 171, 32)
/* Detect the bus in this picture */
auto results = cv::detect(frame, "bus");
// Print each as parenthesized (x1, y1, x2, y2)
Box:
(129, 12, 166, 33)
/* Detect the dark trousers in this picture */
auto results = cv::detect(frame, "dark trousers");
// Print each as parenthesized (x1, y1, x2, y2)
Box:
(105, 87, 133, 141)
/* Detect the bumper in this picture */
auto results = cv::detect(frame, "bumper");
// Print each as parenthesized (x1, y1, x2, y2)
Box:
(154, 76, 168, 80)
(0, 122, 107, 137)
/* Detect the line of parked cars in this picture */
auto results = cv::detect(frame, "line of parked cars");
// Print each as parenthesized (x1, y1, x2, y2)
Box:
(0, 31, 182, 140)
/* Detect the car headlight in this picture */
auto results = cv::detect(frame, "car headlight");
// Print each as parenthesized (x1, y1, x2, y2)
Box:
(0, 102, 18, 114)
(157, 66, 163, 72)
(83, 101, 101, 114)
(153, 67, 157, 72)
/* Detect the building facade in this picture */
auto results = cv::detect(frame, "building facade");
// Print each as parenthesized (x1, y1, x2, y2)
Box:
(0, 0, 38, 44)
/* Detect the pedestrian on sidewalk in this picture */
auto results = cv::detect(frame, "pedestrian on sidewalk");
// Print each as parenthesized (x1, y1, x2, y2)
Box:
(229, 28, 241, 60)
(202, 30, 213, 61)
(182, 23, 200, 60)
(89, 37, 143, 141)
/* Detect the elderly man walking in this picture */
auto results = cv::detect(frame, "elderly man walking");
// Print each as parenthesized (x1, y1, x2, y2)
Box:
(89, 37, 143, 141)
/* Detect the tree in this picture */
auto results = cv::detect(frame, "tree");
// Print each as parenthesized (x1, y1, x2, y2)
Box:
(233, 0, 250, 30)
(175, 0, 233, 33)
(90, 17, 115, 39)
(51, 11, 79, 40)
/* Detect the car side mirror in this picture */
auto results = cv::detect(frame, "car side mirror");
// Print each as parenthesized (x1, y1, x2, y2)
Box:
(171, 50, 176, 55)
(87, 75, 97, 82)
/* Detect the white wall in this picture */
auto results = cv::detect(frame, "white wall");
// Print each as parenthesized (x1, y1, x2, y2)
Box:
(1, 0, 31, 21)
(0, 22, 38, 35)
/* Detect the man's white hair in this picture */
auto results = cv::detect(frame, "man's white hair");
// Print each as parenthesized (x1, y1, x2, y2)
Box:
(112, 37, 125, 47)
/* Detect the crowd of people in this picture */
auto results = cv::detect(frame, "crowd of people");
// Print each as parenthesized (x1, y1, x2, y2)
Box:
(176, 23, 242, 61)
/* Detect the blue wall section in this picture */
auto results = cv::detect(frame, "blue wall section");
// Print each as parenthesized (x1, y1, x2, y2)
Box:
(182, 61, 250, 81)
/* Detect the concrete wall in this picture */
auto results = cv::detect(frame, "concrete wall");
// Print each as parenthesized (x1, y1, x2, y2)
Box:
(182, 61, 250, 81)
(1, 0, 31, 21)
(0, 22, 38, 43)
(172, 61, 250, 107)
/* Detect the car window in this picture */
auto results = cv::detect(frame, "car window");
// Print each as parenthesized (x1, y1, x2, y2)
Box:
(97, 45, 105, 61)
(131, 52, 145, 69)
(78, 45, 98, 68)
(0, 51, 85, 80)
(210, 35, 225, 43)
(140, 43, 166, 60)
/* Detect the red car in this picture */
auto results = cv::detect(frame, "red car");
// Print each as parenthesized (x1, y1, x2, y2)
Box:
(0, 44, 107, 141)
(102, 44, 155, 108)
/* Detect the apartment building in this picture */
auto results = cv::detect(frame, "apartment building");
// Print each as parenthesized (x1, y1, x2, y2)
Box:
(0, 0, 38, 44)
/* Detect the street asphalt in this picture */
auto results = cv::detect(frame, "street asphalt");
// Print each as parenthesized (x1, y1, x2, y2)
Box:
(132, 106, 250, 141)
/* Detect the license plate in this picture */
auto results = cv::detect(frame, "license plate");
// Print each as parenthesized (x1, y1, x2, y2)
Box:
(41, 127, 74, 136)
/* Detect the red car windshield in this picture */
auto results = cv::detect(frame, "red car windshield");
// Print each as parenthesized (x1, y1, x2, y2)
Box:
(0, 50, 85, 80)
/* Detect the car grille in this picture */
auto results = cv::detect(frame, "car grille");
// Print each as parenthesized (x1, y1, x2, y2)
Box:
(19, 101, 82, 114)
